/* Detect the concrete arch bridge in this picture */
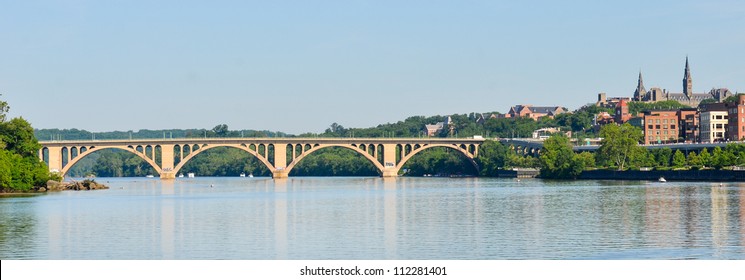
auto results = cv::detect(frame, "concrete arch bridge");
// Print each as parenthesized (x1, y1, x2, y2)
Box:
(39, 138, 484, 179)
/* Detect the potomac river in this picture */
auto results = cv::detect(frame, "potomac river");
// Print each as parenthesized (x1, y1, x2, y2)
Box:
(1, 177, 743, 259)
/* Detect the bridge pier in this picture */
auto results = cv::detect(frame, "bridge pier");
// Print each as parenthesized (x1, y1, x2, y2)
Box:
(381, 169, 399, 178)
(272, 170, 289, 179)
(160, 172, 177, 179)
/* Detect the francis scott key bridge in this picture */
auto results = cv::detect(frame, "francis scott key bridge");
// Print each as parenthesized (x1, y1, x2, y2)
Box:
(38, 137, 484, 179)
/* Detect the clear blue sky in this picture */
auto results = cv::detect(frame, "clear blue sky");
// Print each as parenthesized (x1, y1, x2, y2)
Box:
(2, 0, 743, 134)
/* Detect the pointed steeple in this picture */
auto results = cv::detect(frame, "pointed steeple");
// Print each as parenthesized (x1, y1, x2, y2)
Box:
(634, 71, 646, 101)
(683, 56, 692, 97)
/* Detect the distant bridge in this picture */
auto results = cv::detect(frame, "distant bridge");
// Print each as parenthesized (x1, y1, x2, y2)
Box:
(39, 138, 484, 179)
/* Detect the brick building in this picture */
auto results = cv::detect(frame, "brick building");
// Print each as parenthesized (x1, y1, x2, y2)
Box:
(726, 95, 745, 141)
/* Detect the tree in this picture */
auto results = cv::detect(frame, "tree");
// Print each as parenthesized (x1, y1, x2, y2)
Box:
(0, 117, 42, 158)
(212, 124, 229, 137)
(539, 134, 583, 179)
(672, 150, 686, 169)
(475, 140, 509, 176)
(687, 151, 702, 169)
(711, 146, 729, 169)
(575, 152, 596, 169)
(0, 94, 8, 123)
(652, 148, 672, 167)
(0, 96, 53, 191)
(699, 148, 712, 168)
(597, 123, 643, 170)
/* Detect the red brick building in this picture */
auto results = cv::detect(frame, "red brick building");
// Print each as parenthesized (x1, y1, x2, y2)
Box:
(726, 95, 745, 141)
(639, 110, 679, 145)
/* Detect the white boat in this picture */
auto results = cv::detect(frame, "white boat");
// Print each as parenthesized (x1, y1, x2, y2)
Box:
(248, 173, 254, 178)
(146, 175, 154, 178)
(178, 174, 184, 178)
(187, 173, 195, 178)
(240, 173, 246, 177)
(658, 177, 666, 182)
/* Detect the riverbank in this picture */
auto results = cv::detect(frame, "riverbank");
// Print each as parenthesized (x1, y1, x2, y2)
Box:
(1, 179, 109, 194)
(578, 169, 745, 181)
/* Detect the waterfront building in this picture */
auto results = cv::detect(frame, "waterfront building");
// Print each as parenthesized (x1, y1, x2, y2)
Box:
(636, 110, 680, 145)
(698, 103, 728, 143)
(677, 108, 698, 143)
(725, 95, 745, 141)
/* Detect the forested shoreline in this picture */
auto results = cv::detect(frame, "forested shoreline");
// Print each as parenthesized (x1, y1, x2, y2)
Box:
(1, 96, 60, 192)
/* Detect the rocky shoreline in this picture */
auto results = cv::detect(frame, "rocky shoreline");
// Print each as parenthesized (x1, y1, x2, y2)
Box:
(41, 179, 110, 192)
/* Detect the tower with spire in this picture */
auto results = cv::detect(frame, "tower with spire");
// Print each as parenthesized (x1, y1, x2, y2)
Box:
(633, 71, 646, 101)
(683, 56, 693, 98)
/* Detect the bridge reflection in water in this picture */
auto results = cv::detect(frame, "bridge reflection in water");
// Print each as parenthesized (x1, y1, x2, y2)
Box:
(39, 138, 483, 179)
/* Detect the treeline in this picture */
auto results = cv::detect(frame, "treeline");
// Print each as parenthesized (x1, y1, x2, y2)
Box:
(534, 123, 745, 179)
(37, 103, 623, 143)
(36, 125, 289, 141)
(309, 105, 612, 140)
(1, 96, 59, 192)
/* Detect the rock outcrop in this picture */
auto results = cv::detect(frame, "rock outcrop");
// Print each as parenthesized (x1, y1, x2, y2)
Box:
(44, 179, 109, 191)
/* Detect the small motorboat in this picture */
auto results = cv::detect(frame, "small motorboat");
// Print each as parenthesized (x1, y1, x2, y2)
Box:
(240, 173, 246, 177)
(658, 177, 666, 182)
(248, 173, 254, 178)
(146, 175, 154, 178)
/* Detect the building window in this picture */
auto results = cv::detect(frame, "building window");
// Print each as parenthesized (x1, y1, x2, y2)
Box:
(663, 119, 667, 124)
(663, 130, 668, 135)
(656, 125, 661, 129)
(648, 125, 653, 129)
(671, 125, 676, 129)
(663, 125, 668, 129)
(656, 119, 660, 124)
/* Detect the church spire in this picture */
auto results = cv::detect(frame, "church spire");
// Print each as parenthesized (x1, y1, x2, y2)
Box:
(634, 71, 646, 101)
(683, 56, 692, 97)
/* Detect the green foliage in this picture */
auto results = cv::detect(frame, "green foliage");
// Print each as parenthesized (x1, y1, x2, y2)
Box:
(539, 135, 584, 179)
(627, 100, 690, 115)
(575, 152, 596, 169)
(723, 93, 745, 103)
(0, 97, 53, 191)
(0, 95, 8, 123)
(178, 147, 272, 177)
(36, 127, 287, 141)
(597, 124, 643, 170)
(686, 151, 702, 169)
(0, 117, 42, 158)
(699, 98, 717, 105)
(475, 140, 509, 176)
(629, 148, 655, 169)
(290, 147, 379, 176)
(699, 148, 711, 167)
(651, 148, 672, 167)
(672, 150, 686, 168)
(505, 153, 539, 169)
(711, 146, 729, 169)
(401, 147, 477, 176)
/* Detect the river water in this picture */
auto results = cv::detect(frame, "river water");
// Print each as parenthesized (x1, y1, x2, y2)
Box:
(0, 177, 743, 260)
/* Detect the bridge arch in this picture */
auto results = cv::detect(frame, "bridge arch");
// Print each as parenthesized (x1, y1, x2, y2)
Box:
(60, 146, 162, 177)
(284, 144, 385, 175)
(396, 143, 479, 175)
(172, 144, 275, 176)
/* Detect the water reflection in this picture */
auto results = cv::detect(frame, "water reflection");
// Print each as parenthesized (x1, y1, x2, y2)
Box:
(0, 178, 743, 259)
